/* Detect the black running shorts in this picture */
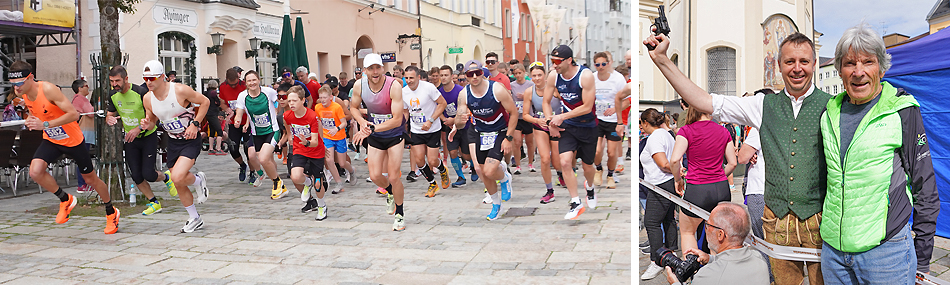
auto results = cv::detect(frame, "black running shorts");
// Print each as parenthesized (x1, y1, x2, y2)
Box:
(291, 154, 325, 180)
(515, 119, 534, 134)
(558, 124, 596, 165)
(407, 131, 441, 148)
(166, 137, 202, 169)
(366, 135, 404, 150)
(468, 128, 506, 165)
(595, 119, 622, 141)
(34, 140, 95, 174)
(682, 180, 731, 218)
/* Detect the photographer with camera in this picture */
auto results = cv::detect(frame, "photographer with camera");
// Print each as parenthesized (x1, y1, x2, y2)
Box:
(663, 202, 768, 284)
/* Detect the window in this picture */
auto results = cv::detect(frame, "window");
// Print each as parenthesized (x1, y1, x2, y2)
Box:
(256, 43, 278, 86)
(834, 85, 838, 94)
(610, 0, 621, 12)
(834, 70, 838, 77)
(706, 47, 737, 96)
(819, 73, 823, 80)
(504, 9, 510, 38)
(527, 14, 533, 41)
(520, 13, 525, 40)
(158, 32, 194, 87)
(472, 16, 480, 27)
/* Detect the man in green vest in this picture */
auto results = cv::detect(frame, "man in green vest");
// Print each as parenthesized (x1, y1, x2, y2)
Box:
(646, 31, 829, 284)
(818, 24, 938, 284)
(105, 65, 178, 216)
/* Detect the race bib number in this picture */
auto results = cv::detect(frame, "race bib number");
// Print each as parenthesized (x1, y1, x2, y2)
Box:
(321, 118, 336, 130)
(410, 112, 426, 124)
(445, 103, 457, 117)
(291, 124, 311, 140)
(160, 118, 186, 134)
(228, 100, 238, 110)
(515, 101, 524, 113)
(479, 132, 497, 151)
(44, 126, 69, 140)
(595, 100, 612, 116)
(253, 113, 271, 128)
(371, 114, 392, 125)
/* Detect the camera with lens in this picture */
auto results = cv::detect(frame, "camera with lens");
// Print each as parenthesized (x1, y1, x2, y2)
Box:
(656, 247, 703, 283)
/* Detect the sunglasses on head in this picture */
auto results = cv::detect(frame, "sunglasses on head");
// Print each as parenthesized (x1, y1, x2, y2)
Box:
(143, 76, 161, 82)
(465, 69, 483, 77)
(551, 58, 565, 65)
(529, 62, 544, 68)
(485, 60, 498, 65)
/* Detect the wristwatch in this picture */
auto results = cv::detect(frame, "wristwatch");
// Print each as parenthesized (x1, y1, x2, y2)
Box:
(43, 121, 49, 128)
(191, 121, 200, 127)
(304, 140, 311, 147)
(369, 124, 376, 134)
(505, 135, 514, 142)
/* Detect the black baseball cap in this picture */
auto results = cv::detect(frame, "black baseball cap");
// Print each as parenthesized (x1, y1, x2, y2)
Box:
(326, 76, 340, 88)
(355, 67, 362, 73)
(280, 67, 292, 74)
(551, 45, 573, 60)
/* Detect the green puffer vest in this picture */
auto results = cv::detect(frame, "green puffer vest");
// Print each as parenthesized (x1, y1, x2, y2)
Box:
(819, 82, 917, 252)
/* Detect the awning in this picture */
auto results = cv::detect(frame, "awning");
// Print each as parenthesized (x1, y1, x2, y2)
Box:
(0, 20, 72, 37)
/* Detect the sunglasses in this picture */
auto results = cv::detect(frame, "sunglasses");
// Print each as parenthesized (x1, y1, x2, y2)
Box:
(529, 62, 544, 68)
(551, 58, 564, 65)
(355, 73, 362, 76)
(594, 62, 609, 67)
(277, 94, 288, 100)
(457, 78, 466, 82)
(143, 76, 161, 82)
(282, 72, 293, 78)
(485, 60, 498, 65)
(465, 69, 483, 78)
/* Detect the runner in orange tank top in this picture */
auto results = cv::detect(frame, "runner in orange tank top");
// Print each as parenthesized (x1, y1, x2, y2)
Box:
(8, 60, 119, 234)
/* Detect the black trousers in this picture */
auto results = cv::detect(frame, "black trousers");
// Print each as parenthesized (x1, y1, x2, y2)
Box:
(645, 179, 679, 263)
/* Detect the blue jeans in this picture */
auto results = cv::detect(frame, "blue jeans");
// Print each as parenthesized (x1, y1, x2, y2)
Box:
(821, 222, 916, 285)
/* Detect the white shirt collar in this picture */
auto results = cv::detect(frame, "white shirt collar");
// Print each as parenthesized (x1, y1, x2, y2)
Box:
(783, 84, 815, 103)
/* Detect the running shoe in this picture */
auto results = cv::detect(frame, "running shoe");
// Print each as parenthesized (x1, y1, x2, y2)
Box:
(247, 171, 258, 186)
(76, 185, 91, 193)
(195, 172, 209, 204)
(282, 156, 287, 165)
(406, 171, 417, 182)
(439, 167, 450, 189)
(528, 164, 537, 173)
(238, 164, 247, 183)
(141, 201, 162, 215)
(345, 170, 353, 185)
(164, 170, 178, 197)
(271, 179, 288, 200)
(586, 189, 598, 209)
(471, 172, 479, 182)
(616, 164, 624, 174)
(301, 198, 317, 213)
(486, 204, 501, 221)
(513, 166, 521, 175)
(606, 179, 616, 189)
(253, 172, 266, 187)
(376, 187, 388, 196)
(564, 200, 586, 220)
(557, 175, 566, 188)
(482, 189, 493, 204)
(393, 214, 406, 231)
(104, 209, 120, 234)
(500, 167, 513, 202)
(425, 182, 439, 198)
(593, 169, 603, 186)
(639, 240, 650, 250)
(277, 151, 282, 159)
(301, 185, 312, 202)
(366, 177, 373, 183)
(331, 182, 344, 194)
(55, 194, 77, 224)
(540, 192, 556, 204)
(451, 177, 466, 188)
(315, 206, 327, 221)
(386, 194, 395, 215)
(180, 216, 204, 233)
(641, 263, 664, 280)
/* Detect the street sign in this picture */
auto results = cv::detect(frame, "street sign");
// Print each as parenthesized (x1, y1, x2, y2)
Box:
(410, 43, 421, 50)
(449, 47, 463, 54)
(380, 52, 396, 63)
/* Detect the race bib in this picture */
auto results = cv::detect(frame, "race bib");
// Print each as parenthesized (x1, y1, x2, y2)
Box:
(44, 126, 69, 140)
(160, 117, 186, 134)
(445, 103, 457, 116)
(291, 124, 311, 140)
(410, 112, 426, 124)
(321, 118, 336, 130)
(371, 114, 392, 125)
(253, 113, 271, 128)
(479, 132, 497, 151)
(228, 100, 238, 110)
(595, 100, 612, 116)
(122, 117, 139, 128)
(515, 101, 524, 113)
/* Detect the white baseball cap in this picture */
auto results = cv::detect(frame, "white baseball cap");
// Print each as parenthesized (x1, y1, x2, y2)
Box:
(143, 60, 164, 77)
(363, 53, 383, 68)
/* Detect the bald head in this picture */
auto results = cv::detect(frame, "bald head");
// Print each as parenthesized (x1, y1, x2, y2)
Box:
(710, 202, 751, 246)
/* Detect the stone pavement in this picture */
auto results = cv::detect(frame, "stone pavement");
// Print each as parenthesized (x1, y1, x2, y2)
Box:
(0, 150, 632, 284)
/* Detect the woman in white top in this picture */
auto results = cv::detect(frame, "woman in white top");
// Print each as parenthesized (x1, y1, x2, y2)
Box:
(638, 108, 680, 280)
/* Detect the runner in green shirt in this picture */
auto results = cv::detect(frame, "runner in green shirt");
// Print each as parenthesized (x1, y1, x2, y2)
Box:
(234, 71, 288, 199)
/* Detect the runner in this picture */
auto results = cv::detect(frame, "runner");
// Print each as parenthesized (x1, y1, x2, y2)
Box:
(484, 52, 512, 90)
(218, 68, 260, 184)
(278, 67, 312, 107)
(284, 85, 330, 220)
(10, 61, 118, 234)
(234, 70, 289, 199)
(313, 85, 355, 193)
(542, 45, 599, 220)
(105, 65, 178, 216)
(350, 53, 408, 231)
(139, 60, 211, 233)
(522, 63, 565, 204)
(509, 63, 536, 174)
(402, 66, 449, 197)
(449, 60, 517, 220)
(590, 52, 628, 189)
(438, 64, 476, 187)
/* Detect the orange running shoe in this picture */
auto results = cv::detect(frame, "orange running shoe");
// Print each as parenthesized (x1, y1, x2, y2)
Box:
(55, 194, 77, 224)
(277, 152, 283, 159)
(104, 208, 120, 234)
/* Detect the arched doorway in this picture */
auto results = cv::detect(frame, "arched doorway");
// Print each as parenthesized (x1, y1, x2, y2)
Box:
(355, 35, 375, 70)
(473, 45, 482, 62)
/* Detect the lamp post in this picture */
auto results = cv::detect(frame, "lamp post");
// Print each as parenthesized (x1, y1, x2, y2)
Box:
(249, 37, 261, 72)
(207, 32, 225, 55)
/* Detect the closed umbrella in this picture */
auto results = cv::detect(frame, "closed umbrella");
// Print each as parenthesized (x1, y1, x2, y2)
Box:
(277, 14, 297, 73)
(294, 16, 309, 72)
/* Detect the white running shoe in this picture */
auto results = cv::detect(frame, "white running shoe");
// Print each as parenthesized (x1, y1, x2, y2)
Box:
(315, 206, 327, 221)
(482, 189, 493, 204)
(253, 173, 266, 187)
(195, 172, 209, 204)
(180, 216, 204, 233)
(586, 189, 598, 209)
(366, 177, 373, 183)
(386, 194, 395, 215)
(564, 200, 586, 220)
(300, 185, 312, 202)
(640, 263, 664, 280)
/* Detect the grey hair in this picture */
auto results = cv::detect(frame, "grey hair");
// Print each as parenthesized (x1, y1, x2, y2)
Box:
(296, 66, 308, 74)
(834, 23, 891, 74)
(710, 202, 751, 245)
(206, 79, 219, 89)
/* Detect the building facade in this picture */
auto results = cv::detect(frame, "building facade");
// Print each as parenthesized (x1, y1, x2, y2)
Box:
(587, 0, 631, 66)
(418, 0, 503, 70)
(817, 56, 842, 95)
(500, 0, 536, 64)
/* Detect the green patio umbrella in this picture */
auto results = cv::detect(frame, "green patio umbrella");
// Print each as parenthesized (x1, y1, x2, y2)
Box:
(277, 14, 297, 74)
(294, 16, 310, 72)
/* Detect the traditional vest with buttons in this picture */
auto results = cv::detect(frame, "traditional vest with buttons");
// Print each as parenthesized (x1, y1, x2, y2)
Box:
(760, 89, 832, 220)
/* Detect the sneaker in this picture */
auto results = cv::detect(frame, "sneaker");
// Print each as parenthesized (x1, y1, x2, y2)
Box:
(486, 204, 501, 221)
(248, 171, 258, 186)
(564, 200, 586, 220)
(301, 185, 312, 202)
(540, 192, 556, 204)
(451, 177, 466, 188)
(593, 169, 603, 186)
(164, 170, 178, 197)
(301, 199, 318, 213)
(376, 187, 388, 196)
(425, 182, 439, 198)
(640, 246, 651, 255)
(439, 168, 450, 189)
(616, 164, 625, 174)
(586, 189, 598, 209)
(76, 185, 91, 193)
(104, 209, 120, 234)
(529, 164, 537, 172)
(366, 177, 373, 183)
(471, 172, 479, 182)
(238, 164, 247, 183)
(639, 240, 650, 250)
(482, 189, 493, 204)
(393, 214, 405, 231)
(640, 263, 664, 280)
(406, 171, 417, 182)
(180, 216, 204, 233)
(55, 194, 77, 224)
(282, 156, 288, 165)
(277, 152, 282, 159)
(271, 179, 288, 200)
(500, 168, 513, 202)
(345, 170, 353, 185)
(253, 172, 266, 187)
(195, 172, 209, 204)
(606, 179, 616, 189)
(331, 182, 344, 194)
(557, 175, 567, 188)
(315, 206, 327, 221)
(386, 194, 395, 215)
(141, 201, 162, 215)
(513, 166, 521, 175)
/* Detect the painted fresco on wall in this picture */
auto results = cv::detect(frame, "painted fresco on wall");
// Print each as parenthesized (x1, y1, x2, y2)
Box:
(763, 15, 798, 91)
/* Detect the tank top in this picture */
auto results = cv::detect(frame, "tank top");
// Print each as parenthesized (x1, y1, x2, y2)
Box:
(23, 81, 84, 147)
(110, 84, 156, 137)
(466, 80, 507, 133)
(361, 76, 404, 138)
(556, 65, 596, 128)
(150, 83, 197, 140)
(529, 85, 562, 129)
(510, 80, 533, 120)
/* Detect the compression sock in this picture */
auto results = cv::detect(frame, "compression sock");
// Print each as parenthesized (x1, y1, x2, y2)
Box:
(53, 188, 69, 202)
(437, 161, 447, 173)
(420, 163, 435, 182)
(451, 157, 466, 179)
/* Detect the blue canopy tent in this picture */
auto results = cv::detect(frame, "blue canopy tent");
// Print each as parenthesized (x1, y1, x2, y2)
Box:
(884, 27, 950, 238)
